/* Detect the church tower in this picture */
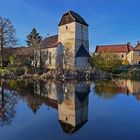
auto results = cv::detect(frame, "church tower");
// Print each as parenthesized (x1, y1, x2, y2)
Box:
(58, 10, 90, 69)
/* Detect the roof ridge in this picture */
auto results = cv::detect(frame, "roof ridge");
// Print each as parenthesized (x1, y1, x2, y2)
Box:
(97, 44, 128, 47)
(95, 44, 133, 53)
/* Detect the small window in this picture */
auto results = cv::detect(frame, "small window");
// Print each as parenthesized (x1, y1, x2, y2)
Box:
(138, 51, 140, 56)
(44, 50, 48, 60)
(138, 61, 140, 65)
(46, 50, 48, 60)
(66, 26, 68, 30)
(49, 52, 51, 64)
(87, 58, 90, 63)
(122, 55, 124, 58)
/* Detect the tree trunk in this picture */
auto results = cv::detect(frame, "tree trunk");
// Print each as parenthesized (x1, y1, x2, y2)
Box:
(0, 28, 3, 68)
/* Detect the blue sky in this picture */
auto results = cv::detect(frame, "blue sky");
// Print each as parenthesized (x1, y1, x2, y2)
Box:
(1, 0, 140, 51)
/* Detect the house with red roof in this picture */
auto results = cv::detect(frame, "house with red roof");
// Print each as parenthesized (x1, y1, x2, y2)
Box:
(34, 10, 90, 70)
(95, 42, 134, 64)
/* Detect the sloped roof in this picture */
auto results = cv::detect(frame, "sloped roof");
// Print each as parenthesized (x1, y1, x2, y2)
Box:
(3, 47, 34, 58)
(95, 44, 133, 53)
(133, 42, 140, 51)
(58, 10, 88, 26)
(59, 120, 87, 134)
(75, 88, 90, 103)
(40, 35, 59, 49)
(75, 44, 90, 57)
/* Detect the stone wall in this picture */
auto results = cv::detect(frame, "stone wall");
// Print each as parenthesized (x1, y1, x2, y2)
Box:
(75, 22, 89, 54)
(58, 22, 89, 69)
(58, 22, 76, 69)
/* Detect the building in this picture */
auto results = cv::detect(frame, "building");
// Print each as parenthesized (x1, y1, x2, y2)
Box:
(34, 10, 90, 70)
(95, 43, 133, 63)
(95, 42, 140, 65)
(127, 42, 140, 65)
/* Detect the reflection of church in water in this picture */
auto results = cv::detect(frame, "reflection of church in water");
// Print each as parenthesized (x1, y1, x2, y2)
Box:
(25, 81, 90, 134)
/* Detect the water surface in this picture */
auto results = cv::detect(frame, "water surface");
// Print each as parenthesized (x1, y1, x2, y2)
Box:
(0, 79, 140, 140)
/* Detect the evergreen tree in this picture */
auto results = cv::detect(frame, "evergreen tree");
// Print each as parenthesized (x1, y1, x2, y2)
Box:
(26, 28, 42, 48)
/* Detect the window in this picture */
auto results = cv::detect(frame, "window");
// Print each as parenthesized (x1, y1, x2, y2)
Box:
(122, 55, 124, 58)
(87, 58, 90, 63)
(49, 52, 51, 64)
(46, 50, 48, 60)
(137, 51, 140, 56)
(138, 61, 140, 65)
(66, 26, 68, 30)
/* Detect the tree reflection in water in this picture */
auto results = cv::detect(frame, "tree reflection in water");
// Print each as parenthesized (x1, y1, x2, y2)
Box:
(0, 81, 18, 127)
(93, 79, 140, 99)
(93, 80, 122, 99)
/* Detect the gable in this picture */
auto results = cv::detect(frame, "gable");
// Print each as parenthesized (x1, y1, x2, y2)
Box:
(58, 10, 88, 26)
(133, 44, 140, 51)
(58, 13, 75, 26)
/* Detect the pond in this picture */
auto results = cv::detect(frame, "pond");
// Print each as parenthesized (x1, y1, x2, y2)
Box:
(0, 79, 140, 140)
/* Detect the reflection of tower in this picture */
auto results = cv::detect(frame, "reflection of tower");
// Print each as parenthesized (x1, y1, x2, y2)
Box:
(58, 82, 90, 134)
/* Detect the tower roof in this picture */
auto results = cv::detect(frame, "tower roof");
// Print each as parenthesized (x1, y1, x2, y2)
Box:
(59, 120, 87, 134)
(75, 44, 90, 57)
(58, 10, 88, 26)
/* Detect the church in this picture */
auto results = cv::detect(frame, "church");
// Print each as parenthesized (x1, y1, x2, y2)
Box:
(34, 10, 90, 70)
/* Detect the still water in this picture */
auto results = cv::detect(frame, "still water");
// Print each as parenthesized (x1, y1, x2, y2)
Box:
(0, 79, 140, 140)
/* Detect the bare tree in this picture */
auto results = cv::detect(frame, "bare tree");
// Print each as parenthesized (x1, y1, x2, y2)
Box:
(0, 17, 16, 67)
(64, 42, 74, 69)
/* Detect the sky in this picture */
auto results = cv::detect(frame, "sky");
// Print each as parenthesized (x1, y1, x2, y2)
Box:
(1, 0, 140, 51)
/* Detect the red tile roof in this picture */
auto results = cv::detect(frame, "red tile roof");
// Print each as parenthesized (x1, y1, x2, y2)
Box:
(41, 35, 59, 49)
(95, 44, 133, 53)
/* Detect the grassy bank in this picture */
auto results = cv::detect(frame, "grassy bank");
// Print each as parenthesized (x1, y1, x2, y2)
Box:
(111, 66, 140, 80)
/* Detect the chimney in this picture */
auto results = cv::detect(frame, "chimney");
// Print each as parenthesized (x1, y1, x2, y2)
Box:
(127, 42, 130, 45)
